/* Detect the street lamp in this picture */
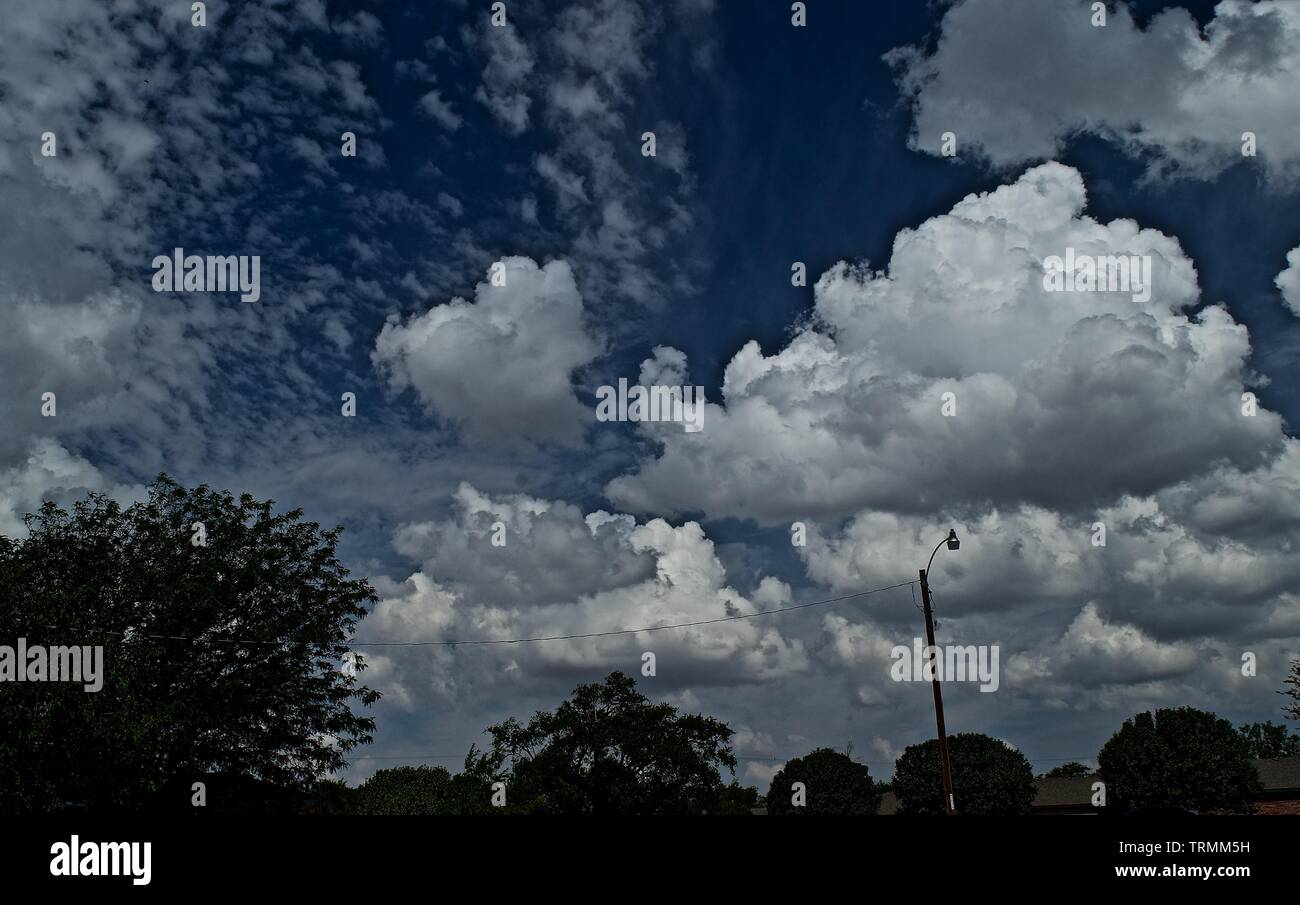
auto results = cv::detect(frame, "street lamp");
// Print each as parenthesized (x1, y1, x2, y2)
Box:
(927, 529, 959, 575)
(919, 529, 959, 815)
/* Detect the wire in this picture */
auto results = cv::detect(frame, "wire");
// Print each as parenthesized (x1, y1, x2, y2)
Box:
(7, 579, 918, 649)
(349, 580, 917, 647)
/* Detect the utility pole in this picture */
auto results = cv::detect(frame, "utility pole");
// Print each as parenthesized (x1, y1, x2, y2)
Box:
(920, 561, 961, 816)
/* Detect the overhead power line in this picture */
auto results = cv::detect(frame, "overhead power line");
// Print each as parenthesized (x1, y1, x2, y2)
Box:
(348, 580, 918, 647)
(9, 579, 918, 649)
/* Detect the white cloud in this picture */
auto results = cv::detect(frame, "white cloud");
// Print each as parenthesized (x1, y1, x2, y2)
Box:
(1276, 243, 1300, 316)
(333, 11, 384, 49)
(362, 484, 811, 712)
(1003, 603, 1203, 698)
(596, 159, 1300, 728)
(803, 447, 1300, 646)
(465, 21, 536, 134)
(534, 153, 589, 211)
(0, 439, 144, 538)
(743, 760, 783, 787)
(1049, 602, 1201, 684)
(550, 0, 653, 110)
(0, 0, 391, 493)
(608, 163, 1283, 522)
(419, 88, 463, 130)
(491, 0, 708, 310)
(890, 0, 1300, 184)
(391, 482, 656, 609)
(373, 257, 602, 446)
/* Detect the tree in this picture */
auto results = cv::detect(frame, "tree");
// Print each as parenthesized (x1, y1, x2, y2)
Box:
(0, 478, 379, 813)
(1041, 761, 1093, 779)
(1237, 721, 1300, 759)
(301, 778, 357, 815)
(1284, 658, 1300, 726)
(893, 733, 1036, 815)
(354, 766, 457, 815)
(713, 781, 761, 815)
(1098, 708, 1260, 814)
(484, 672, 737, 814)
(765, 747, 881, 815)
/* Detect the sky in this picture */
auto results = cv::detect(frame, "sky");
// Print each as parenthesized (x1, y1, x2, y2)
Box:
(3, 0, 1300, 787)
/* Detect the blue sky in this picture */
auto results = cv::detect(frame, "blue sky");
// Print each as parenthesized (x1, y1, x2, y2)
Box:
(4, 0, 1300, 786)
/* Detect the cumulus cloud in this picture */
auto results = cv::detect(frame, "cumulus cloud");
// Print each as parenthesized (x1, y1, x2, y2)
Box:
(1277, 243, 1300, 316)
(373, 257, 602, 446)
(10, 0, 1296, 782)
(0, 439, 144, 538)
(391, 482, 657, 609)
(362, 484, 810, 714)
(889, 0, 1300, 184)
(608, 162, 1282, 522)
(596, 159, 1300, 725)
(1018, 602, 1202, 687)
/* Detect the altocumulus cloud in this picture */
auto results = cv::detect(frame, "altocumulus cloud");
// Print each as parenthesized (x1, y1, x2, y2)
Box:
(0, 0, 396, 524)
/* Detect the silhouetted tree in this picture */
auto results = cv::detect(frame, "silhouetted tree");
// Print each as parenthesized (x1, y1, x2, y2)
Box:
(1237, 721, 1300, 759)
(765, 747, 881, 815)
(713, 781, 762, 814)
(485, 671, 736, 814)
(1041, 761, 1093, 779)
(352, 750, 508, 815)
(893, 733, 1036, 815)
(0, 478, 379, 813)
(1099, 707, 1260, 814)
(1284, 658, 1300, 726)
(353, 766, 457, 815)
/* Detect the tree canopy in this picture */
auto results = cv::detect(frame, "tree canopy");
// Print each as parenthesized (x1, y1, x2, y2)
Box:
(765, 747, 881, 815)
(0, 477, 379, 813)
(1098, 707, 1260, 814)
(1041, 761, 1093, 779)
(351, 750, 505, 815)
(1284, 658, 1300, 727)
(484, 671, 738, 814)
(892, 733, 1036, 815)
(1237, 720, 1300, 759)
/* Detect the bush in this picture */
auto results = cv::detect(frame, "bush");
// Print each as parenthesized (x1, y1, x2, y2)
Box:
(765, 748, 881, 815)
(893, 733, 1035, 815)
(1098, 707, 1260, 814)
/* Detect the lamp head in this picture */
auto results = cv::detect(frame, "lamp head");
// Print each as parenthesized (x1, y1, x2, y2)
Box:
(946, 529, 960, 551)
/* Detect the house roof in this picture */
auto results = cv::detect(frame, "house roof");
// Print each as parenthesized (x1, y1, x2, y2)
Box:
(871, 758, 1300, 814)
(1253, 757, 1300, 792)
(1032, 776, 1096, 809)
